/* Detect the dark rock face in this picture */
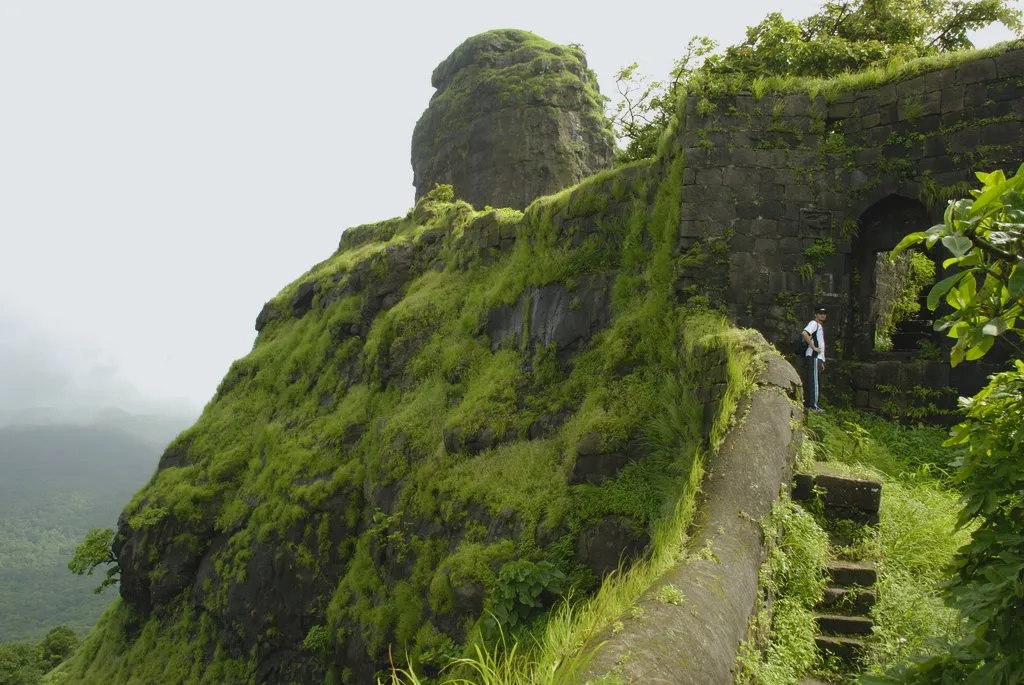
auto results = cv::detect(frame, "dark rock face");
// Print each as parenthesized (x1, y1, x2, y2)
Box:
(570, 432, 648, 486)
(412, 29, 616, 209)
(575, 516, 649, 579)
(485, 274, 612, 364)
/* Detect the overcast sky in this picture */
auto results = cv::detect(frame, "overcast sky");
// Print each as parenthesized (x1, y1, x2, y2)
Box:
(0, 2, 1016, 415)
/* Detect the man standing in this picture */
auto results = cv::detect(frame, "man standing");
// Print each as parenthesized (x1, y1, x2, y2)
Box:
(802, 307, 827, 412)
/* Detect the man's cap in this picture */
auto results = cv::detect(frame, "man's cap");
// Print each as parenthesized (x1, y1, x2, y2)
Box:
(815, 306, 827, 314)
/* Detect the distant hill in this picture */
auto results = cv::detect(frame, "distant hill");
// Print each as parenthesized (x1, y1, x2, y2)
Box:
(0, 420, 187, 641)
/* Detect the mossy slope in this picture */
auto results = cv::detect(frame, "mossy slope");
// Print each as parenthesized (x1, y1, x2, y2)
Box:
(57, 140, 757, 685)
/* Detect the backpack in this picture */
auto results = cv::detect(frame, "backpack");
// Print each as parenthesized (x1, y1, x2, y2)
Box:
(793, 334, 809, 357)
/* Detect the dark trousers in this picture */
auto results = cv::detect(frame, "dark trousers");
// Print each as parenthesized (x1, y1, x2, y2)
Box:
(803, 355, 821, 409)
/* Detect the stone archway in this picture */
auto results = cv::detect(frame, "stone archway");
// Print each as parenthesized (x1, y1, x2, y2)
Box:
(848, 195, 937, 360)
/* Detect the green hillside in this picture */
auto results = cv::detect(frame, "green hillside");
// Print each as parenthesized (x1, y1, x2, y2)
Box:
(54, 135, 761, 683)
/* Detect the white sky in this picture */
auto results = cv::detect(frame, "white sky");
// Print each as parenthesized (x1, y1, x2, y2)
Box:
(0, 2, 1016, 414)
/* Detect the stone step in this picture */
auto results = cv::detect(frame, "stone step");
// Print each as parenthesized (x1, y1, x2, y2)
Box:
(793, 472, 882, 520)
(827, 561, 877, 588)
(816, 613, 874, 635)
(817, 586, 877, 614)
(815, 635, 866, 665)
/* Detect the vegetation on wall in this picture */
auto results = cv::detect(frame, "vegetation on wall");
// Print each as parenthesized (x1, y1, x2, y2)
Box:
(610, 0, 1022, 159)
(872, 251, 936, 352)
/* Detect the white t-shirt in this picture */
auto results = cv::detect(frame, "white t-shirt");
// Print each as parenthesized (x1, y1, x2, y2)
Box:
(804, 320, 825, 361)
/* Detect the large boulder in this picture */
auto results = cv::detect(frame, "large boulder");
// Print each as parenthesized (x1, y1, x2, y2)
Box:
(411, 29, 616, 210)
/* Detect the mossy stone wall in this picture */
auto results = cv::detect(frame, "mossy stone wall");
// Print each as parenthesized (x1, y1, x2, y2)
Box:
(674, 47, 1024, 407)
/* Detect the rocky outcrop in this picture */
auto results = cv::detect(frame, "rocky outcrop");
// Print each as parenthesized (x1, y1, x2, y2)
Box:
(411, 29, 616, 209)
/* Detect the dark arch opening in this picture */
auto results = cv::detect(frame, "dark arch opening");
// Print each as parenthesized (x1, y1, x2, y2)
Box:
(847, 195, 939, 360)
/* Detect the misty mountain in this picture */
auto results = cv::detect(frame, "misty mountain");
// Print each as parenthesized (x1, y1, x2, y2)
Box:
(0, 420, 184, 641)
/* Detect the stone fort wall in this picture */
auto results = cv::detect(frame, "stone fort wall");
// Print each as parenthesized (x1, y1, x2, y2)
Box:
(672, 46, 1024, 410)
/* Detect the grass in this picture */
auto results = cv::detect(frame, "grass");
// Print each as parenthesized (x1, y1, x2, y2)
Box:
(735, 498, 831, 685)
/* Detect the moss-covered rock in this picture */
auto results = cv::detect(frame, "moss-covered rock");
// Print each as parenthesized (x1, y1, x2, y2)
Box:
(411, 29, 617, 210)
(59, 36, 761, 685)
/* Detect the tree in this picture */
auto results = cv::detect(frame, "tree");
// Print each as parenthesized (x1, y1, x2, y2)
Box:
(68, 527, 120, 594)
(0, 643, 43, 685)
(612, 0, 1022, 160)
(709, 0, 1022, 80)
(38, 626, 78, 668)
(871, 167, 1024, 683)
(610, 36, 717, 161)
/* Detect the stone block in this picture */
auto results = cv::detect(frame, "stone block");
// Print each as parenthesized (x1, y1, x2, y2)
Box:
(895, 75, 928, 99)
(867, 125, 893, 146)
(876, 82, 897, 106)
(782, 92, 808, 116)
(731, 147, 758, 166)
(925, 68, 957, 92)
(788, 184, 815, 202)
(817, 615, 874, 636)
(995, 48, 1024, 79)
(940, 84, 966, 114)
(754, 238, 778, 253)
(780, 237, 803, 253)
(682, 167, 696, 185)
(679, 220, 703, 238)
(827, 561, 878, 587)
(920, 155, 957, 174)
(988, 81, 1024, 102)
(923, 136, 947, 157)
(915, 90, 942, 118)
(981, 120, 1022, 146)
(829, 101, 855, 118)
(879, 102, 899, 125)
(695, 168, 723, 186)
(723, 166, 753, 186)
(964, 82, 989, 107)
(750, 218, 778, 237)
(950, 127, 981, 152)
(855, 96, 879, 117)
(958, 58, 998, 84)
(779, 220, 801, 238)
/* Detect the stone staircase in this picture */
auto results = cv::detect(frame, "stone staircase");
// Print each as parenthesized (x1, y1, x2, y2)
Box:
(793, 470, 883, 681)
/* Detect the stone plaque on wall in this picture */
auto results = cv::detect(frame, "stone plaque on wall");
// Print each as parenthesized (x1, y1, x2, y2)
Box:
(800, 208, 834, 232)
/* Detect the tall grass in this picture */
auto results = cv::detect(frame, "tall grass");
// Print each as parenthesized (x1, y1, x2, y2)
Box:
(735, 499, 831, 685)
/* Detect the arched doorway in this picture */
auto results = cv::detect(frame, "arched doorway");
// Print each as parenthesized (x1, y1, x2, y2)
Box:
(848, 195, 938, 360)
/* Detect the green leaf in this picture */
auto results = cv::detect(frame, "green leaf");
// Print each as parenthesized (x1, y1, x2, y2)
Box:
(1009, 264, 1024, 299)
(928, 272, 963, 310)
(967, 335, 995, 360)
(942, 235, 973, 257)
(891, 231, 924, 256)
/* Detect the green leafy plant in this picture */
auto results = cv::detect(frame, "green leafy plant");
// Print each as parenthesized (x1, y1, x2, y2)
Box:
(867, 169, 1024, 684)
(486, 560, 567, 637)
(893, 165, 1024, 365)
